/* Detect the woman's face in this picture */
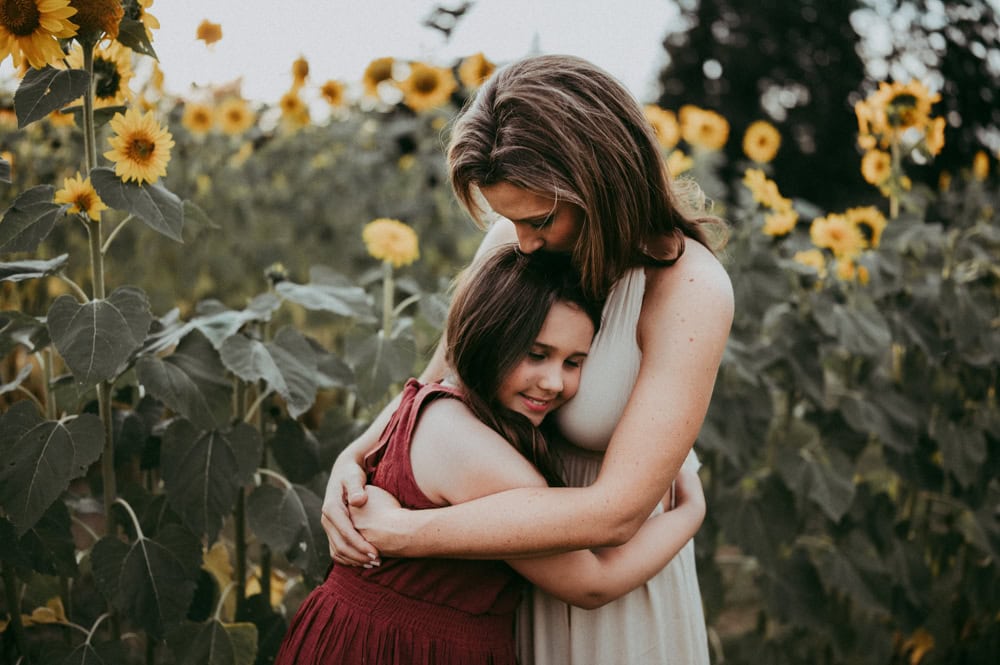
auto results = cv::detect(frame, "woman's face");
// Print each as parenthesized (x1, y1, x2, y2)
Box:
(496, 301, 594, 426)
(479, 182, 583, 254)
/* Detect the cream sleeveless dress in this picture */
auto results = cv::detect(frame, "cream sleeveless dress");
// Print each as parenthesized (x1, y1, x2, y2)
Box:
(516, 267, 710, 665)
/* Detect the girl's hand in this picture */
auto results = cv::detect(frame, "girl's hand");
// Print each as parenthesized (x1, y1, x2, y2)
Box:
(350, 485, 409, 557)
(321, 459, 379, 566)
(662, 466, 706, 521)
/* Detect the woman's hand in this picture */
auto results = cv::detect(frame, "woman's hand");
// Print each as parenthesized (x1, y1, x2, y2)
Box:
(321, 458, 379, 566)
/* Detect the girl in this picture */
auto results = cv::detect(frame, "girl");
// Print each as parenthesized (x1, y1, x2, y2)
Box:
(277, 246, 706, 664)
(324, 53, 734, 665)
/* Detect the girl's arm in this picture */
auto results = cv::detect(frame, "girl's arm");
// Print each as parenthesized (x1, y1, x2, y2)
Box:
(352, 238, 734, 558)
(402, 399, 705, 610)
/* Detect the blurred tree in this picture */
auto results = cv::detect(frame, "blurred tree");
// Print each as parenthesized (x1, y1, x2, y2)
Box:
(658, 0, 870, 210)
(852, 0, 1000, 179)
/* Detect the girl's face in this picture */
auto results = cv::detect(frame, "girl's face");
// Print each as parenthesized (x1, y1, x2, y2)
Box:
(479, 181, 583, 254)
(497, 301, 595, 426)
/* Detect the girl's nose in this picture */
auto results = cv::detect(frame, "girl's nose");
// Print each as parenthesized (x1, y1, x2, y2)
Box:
(515, 226, 544, 254)
(537, 364, 563, 393)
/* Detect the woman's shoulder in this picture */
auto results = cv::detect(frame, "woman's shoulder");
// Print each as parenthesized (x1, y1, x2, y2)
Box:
(638, 240, 734, 343)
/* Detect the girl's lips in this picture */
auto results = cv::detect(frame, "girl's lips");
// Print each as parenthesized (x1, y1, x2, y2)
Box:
(520, 394, 552, 412)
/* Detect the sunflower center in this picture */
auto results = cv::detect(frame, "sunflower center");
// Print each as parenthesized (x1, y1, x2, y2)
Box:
(126, 137, 155, 162)
(0, 0, 41, 36)
(413, 72, 439, 94)
(93, 56, 122, 100)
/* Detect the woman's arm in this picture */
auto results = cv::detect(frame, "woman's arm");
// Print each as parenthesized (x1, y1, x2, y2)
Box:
(321, 222, 520, 565)
(352, 240, 734, 558)
(404, 400, 705, 609)
(508, 468, 704, 609)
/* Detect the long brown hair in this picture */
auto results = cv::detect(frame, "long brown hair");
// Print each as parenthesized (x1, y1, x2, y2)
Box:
(446, 245, 602, 486)
(448, 54, 726, 301)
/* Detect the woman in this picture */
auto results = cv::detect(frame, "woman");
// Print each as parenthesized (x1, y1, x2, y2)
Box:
(325, 55, 734, 664)
(276, 247, 705, 664)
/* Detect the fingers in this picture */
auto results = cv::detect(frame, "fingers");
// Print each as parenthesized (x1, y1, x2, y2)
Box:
(321, 501, 380, 567)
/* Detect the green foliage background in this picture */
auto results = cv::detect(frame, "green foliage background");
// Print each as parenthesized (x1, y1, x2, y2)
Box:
(0, 2, 998, 664)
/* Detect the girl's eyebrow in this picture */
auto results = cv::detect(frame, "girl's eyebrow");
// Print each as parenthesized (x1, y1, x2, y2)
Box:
(532, 342, 589, 358)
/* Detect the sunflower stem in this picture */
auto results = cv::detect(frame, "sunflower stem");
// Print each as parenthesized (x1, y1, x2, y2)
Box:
(889, 139, 901, 219)
(81, 42, 98, 174)
(382, 260, 395, 335)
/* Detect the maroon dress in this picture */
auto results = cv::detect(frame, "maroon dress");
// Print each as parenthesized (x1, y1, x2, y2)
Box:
(275, 379, 524, 664)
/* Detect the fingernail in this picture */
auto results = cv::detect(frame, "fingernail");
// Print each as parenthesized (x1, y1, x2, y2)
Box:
(363, 563, 373, 569)
(368, 553, 377, 560)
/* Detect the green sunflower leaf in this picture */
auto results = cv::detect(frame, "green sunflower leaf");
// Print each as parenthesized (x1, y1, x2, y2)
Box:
(275, 278, 375, 320)
(136, 329, 232, 430)
(100, 523, 202, 639)
(0, 254, 69, 283)
(0, 310, 50, 356)
(161, 420, 261, 543)
(246, 483, 329, 581)
(90, 167, 184, 243)
(116, 18, 158, 59)
(0, 401, 104, 536)
(61, 104, 127, 129)
(168, 620, 258, 665)
(344, 328, 416, 407)
(14, 66, 91, 128)
(219, 327, 320, 418)
(47, 286, 152, 385)
(57, 639, 127, 665)
(0, 185, 64, 253)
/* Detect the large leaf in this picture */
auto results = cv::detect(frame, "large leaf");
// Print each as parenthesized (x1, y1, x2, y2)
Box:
(219, 327, 320, 418)
(161, 419, 261, 543)
(0, 309, 50, 356)
(268, 418, 321, 483)
(94, 523, 202, 638)
(0, 401, 103, 535)
(0, 185, 63, 253)
(168, 620, 258, 665)
(47, 286, 152, 385)
(776, 439, 856, 523)
(935, 417, 987, 489)
(0, 254, 69, 282)
(246, 484, 328, 580)
(14, 66, 90, 127)
(178, 296, 281, 350)
(831, 302, 892, 358)
(275, 279, 374, 320)
(137, 329, 232, 430)
(344, 329, 416, 406)
(90, 167, 184, 242)
(58, 641, 127, 665)
(16, 499, 79, 577)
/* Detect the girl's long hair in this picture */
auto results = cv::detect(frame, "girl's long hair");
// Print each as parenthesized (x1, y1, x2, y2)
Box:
(448, 54, 727, 301)
(445, 245, 602, 486)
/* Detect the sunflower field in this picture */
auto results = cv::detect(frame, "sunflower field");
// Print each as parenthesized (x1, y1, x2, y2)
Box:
(0, 1, 998, 664)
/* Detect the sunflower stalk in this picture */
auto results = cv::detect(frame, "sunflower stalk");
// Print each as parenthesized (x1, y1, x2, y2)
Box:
(889, 138, 901, 220)
(382, 260, 395, 335)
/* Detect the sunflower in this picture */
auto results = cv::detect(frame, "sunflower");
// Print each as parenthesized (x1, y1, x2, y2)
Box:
(291, 55, 309, 88)
(181, 101, 213, 135)
(742, 168, 788, 209)
(793, 249, 827, 278)
(810, 213, 866, 259)
(0, 0, 79, 69)
(743, 120, 781, 164)
(834, 259, 869, 284)
(103, 107, 174, 185)
(458, 52, 495, 89)
(644, 105, 679, 150)
(68, 0, 121, 42)
(54, 172, 107, 221)
(135, 0, 158, 40)
(860, 149, 891, 186)
(363, 218, 420, 268)
(666, 149, 693, 176)
(216, 97, 254, 136)
(972, 150, 989, 181)
(868, 80, 940, 133)
(845, 206, 887, 248)
(47, 108, 75, 126)
(279, 89, 309, 128)
(679, 105, 729, 151)
(762, 209, 798, 237)
(320, 79, 346, 108)
(363, 56, 395, 98)
(399, 61, 456, 113)
(195, 18, 221, 45)
(66, 40, 133, 107)
(924, 116, 945, 156)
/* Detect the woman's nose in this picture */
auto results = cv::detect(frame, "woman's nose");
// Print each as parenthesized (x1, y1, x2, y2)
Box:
(537, 364, 563, 393)
(514, 226, 544, 253)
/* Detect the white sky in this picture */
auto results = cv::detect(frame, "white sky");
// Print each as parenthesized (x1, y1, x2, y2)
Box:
(146, 0, 679, 104)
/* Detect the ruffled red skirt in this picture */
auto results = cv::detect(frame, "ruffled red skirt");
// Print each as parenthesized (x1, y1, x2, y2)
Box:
(275, 566, 518, 665)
